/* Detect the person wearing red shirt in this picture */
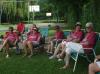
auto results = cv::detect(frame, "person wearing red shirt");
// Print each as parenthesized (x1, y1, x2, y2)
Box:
(58, 22, 96, 69)
(49, 22, 84, 59)
(47, 25, 64, 54)
(17, 22, 25, 34)
(0, 27, 18, 58)
(23, 27, 41, 58)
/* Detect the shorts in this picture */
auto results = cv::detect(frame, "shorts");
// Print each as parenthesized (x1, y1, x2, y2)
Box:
(65, 42, 84, 54)
(51, 39, 62, 47)
(32, 41, 39, 46)
(96, 61, 100, 68)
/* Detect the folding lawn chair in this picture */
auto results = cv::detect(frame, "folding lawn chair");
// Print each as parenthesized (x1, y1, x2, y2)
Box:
(32, 27, 49, 52)
(71, 33, 99, 72)
(63, 31, 70, 38)
(39, 26, 49, 45)
(39, 27, 49, 37)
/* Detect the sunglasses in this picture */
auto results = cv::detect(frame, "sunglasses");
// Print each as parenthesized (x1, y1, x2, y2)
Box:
(86, 27, 91, 28)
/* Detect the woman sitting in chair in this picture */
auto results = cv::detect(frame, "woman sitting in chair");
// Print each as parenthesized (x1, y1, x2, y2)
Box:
(0, 27, 18, 58)
(58, 22, 96, 69)
(89, 55, 100, 74)
(47, 25, 64, 54)
(23, 27, 41, 58)
(49, 22, 84, 59)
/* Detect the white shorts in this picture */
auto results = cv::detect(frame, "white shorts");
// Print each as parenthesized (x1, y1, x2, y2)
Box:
(32, 41, 39, 45)
(96, 61, 100, 68)
(65, 42, 84, 54)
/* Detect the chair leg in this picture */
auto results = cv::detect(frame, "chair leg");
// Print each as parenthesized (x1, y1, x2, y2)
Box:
(73, 61, 77, 72)
(93, 49, 96, 57)
(73, 53, 78, 72)
(54, 41, 58, 49)
(85, 55, 91, 63)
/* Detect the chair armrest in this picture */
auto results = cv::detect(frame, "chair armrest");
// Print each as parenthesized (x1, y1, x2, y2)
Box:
(83, 48, 93, 50)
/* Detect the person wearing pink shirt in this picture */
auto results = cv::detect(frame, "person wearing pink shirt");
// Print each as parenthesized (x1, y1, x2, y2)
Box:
(47, 25, 64, 54)
(23, 27, 41, 58)
(0, 27, 18, 58)
(58, 22, 96, 69)
(49, 22, 84, 59)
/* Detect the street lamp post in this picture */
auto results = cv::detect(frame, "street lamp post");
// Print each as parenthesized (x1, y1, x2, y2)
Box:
(46, 12, 52, 25)
(28, 5, 40, 23)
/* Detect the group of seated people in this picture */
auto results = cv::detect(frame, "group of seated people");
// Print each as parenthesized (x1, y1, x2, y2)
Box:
(0, 22, 100, 74)
(0, 23, 41, 58)
(47, 22, 100, 74)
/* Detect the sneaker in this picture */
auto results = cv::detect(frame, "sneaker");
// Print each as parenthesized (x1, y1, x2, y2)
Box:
(58, 58, 63, 62)
(0, 48, 3, 52)
(57, 54, 61, 59)
(6, 54, 9, 58)
(22, 54, 27, 57)
(28, 54, 33, 58)
(49, 56, 55, 59)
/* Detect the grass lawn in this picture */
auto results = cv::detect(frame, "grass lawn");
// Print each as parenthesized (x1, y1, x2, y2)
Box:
(0, 51, 89, 74)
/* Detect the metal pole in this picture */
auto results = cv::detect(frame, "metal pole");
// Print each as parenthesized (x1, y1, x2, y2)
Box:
(33, 10, 35, 23)
(0, 1, 3, 25)
(28, 1, 30, 24)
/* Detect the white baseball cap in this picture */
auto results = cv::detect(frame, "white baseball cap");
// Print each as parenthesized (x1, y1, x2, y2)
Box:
(86, 22, 93, 28)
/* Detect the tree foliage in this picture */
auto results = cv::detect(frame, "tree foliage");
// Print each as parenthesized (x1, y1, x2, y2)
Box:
(0, 0, 100, 31)
(48, 0, 100, 30)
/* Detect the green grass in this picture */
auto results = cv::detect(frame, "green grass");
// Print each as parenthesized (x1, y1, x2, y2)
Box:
(0, 51, 89, 74)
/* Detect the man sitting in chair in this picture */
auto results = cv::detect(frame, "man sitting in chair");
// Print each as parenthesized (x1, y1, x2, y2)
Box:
(23, 27, 41, 58)
(49, 22, 84, 60)
(88, 55, 100, 74)
(58, 22, 96, 69)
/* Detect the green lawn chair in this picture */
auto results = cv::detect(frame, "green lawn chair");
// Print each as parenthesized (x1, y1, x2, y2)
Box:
(39, 27, 49, 37)
(96, 72, 100, 74)
(71, 33, 99, 72)
(63, 31, 70, 38)
(32, 27, 49, 52)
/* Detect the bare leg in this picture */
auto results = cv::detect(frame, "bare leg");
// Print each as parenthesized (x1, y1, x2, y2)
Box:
(49, 41, 54, 53)
(23, 41, 28, 56)
(61, 44, 66, 50)
(49, 43, 62, 59)
(47, 44, 51, 53)
(60, 53, 70, 69)
(53, 43, 62, 57)
(57, 45, 66, 58)
(89, 63, 100, 74)
(5, 43, 10, 58)
(1, 39, 9, 50)
(27, 41, 33, 58)
(59, 48, 65, 57)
